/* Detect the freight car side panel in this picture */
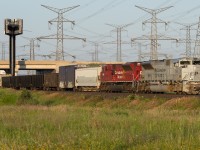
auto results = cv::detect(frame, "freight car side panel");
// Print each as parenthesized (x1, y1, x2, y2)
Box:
(59, 65, 75, 90)
(75, 67, 102, 91)
(0, 74, 10, 87)
(32, 74, 44, 90)
(2, 76, 11, 88)
(43, 73, 59, 90)
(18, 75, 32, 89)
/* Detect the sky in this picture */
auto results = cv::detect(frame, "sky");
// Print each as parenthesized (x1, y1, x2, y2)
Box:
(0, 0, 200, 62)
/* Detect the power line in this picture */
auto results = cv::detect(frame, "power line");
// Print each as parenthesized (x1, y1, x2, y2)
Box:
(77, 0, 128, 24)
(66, 0, 99, 15)
(169, 5, 200, 22)
(21, 36, 40, 60)
(37, 40, 76, 59)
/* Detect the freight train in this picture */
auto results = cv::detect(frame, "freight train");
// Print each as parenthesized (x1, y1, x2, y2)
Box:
(1, 58, 200, 95)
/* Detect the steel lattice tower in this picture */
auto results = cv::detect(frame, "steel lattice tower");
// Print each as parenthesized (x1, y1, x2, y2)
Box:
(21, 36, 40, 60)
(176, 22, 197, 59)
(194, 17, 200, 59)
(105, 23, 131, 62)
(135, 6, 172, 60)
(0, 42, 6, 60)
(41, 5, 80, 61)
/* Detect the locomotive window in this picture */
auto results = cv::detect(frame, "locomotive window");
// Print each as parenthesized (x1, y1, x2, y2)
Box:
(142, 64, 154, 70)
(122, 65, 132, 71)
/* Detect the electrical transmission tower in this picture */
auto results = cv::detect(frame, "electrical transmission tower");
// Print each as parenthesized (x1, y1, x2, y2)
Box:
(132, 5, 177, 60)
(89, 52, 95, 62)
(131, 42, 146, 62)
(176, 22, 197, 59)
(88, 41, 104, 62)
(105, 23, 131, 62)
(21, 37, 40, 60)
(0, 42, 6, 60)
(194, 17, 200, 59)
(41, 5, 86, 61)
(93, 43, 99, 62)
(135, 42, 148, 62)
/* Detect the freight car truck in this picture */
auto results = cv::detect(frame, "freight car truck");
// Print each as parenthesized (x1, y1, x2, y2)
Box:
(75, 67, 102, 91)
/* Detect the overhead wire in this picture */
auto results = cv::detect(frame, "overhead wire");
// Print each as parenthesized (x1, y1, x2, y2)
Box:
(77, 0, 128, 24)
(37, 40, 76, 58)
(67, 0, 99, 15)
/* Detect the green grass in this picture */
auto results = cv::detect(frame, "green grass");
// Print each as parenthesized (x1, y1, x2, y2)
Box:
(0, 106, 200, 149)
(0, 88, 200, 149)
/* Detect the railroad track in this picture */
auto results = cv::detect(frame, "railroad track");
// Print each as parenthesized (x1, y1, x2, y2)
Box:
(62, 91, 200, 100)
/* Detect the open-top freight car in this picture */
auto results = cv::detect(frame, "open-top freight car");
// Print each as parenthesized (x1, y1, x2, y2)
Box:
(1, 76, 12, 88)
(31, 74, 44, 90)
(43, 73, 59, 91)
(2, 73, 59, 91)
(99, 62, 142, 92)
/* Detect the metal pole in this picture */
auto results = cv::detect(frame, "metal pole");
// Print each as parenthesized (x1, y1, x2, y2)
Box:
(10, 35, 16, 76)
(9, 36, 12, 74)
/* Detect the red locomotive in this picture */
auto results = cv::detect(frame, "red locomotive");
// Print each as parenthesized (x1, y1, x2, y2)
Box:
(100, 62, 142, 92)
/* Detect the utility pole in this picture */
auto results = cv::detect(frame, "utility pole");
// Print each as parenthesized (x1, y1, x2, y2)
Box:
(194, 17, 200, 59)
(132, 6, 175, 60)
(105, 23, 131, 62)
(41, 5, 86, 61)
(176, 22, 197, 59)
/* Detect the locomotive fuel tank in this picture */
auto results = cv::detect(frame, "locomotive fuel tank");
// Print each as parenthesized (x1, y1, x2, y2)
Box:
(149, 82, 173, 93)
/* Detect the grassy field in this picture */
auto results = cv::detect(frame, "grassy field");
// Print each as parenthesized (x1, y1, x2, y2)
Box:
(0, 89, 200, 149)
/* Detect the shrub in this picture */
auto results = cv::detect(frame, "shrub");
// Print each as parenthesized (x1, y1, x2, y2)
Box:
(127, 94, 135, 101)
(17, 89, 38, 105)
